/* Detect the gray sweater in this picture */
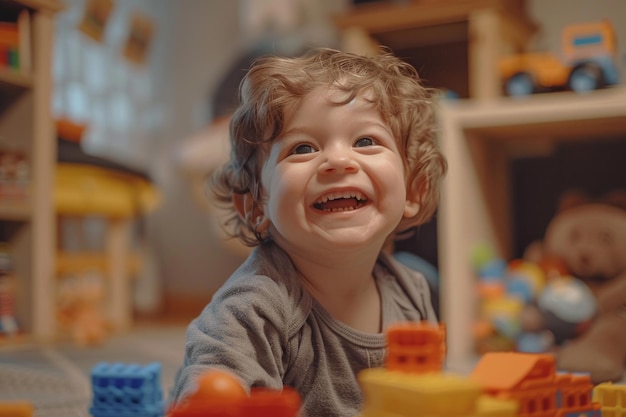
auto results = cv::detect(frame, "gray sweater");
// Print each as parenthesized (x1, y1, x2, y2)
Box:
(171, 241, 436, 417)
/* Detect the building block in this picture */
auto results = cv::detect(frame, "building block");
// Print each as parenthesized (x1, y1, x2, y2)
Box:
(384, 321, 446, 374)
(0, 401, 34, 417)
(166, 385, 300, 417)
(470, 352, 600, 417)
(358, 368, 515, 417)
(89, 362, 163, 417)
(556, 373, 599, 413)
(357, 322, 609, 417)
(470, 352, 557, 392)
(593, 382, 626, 417)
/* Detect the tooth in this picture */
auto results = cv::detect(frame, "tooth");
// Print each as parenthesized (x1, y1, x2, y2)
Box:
(315, 191, 370, 206)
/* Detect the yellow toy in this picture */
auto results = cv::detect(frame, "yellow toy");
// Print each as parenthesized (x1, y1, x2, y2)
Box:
(358, 321, 604, 417)
(593, 382, 626, 417)
(358, 321, 518, 417)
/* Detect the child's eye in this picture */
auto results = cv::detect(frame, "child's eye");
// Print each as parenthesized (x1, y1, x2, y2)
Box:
(354, 137, 375, 147)
(292, 143, 316, 154)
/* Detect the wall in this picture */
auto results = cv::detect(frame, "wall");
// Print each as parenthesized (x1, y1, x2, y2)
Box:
(147, 0, 347, 318)
(146, 0, 243, 316)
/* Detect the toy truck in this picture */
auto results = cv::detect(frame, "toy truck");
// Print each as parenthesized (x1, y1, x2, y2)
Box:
(499, 20, 620, 96)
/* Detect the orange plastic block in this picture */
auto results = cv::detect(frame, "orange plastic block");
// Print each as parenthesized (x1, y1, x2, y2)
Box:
(242, 388, 301, 417)
(470, 352, 556, 393)
(0, 401, 34, 417)
(471, 352, 562, 417)
(556, 373, 599, 410)
(167, 386, 300, 417)
(470, 353, 603, 417)
(384, 321, 446, 374)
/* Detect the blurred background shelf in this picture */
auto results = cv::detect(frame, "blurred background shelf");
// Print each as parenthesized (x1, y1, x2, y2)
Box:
(0, 68, 32, 89)
(437, 86, 626, 368)
(334, 0, 537, 99)
(0, 0, 62, 341)
(0, 200, 31, 220)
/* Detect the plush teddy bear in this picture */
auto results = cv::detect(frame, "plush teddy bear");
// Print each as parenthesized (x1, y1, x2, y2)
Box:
(524, 189, 626, 383)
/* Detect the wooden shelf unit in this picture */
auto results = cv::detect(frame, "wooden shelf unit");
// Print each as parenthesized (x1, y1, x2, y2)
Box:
(333, 0, 537, 99)
(436, 86, 626, 368)
(0, 68, 33, 89)
(0, 0, 62, 341)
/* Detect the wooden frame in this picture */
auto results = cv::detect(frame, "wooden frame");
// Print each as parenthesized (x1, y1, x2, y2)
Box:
(436, 86, 626, 369)
(333, 0, 537, 98)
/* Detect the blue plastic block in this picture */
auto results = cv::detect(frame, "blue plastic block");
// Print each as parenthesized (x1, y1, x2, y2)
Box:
(89, 362, 164, 417)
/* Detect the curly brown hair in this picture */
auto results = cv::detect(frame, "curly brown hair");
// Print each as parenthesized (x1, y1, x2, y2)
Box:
(210, 47, 447, 246)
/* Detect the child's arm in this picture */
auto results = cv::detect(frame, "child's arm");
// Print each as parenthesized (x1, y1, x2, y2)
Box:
(170, 276, 294, 403)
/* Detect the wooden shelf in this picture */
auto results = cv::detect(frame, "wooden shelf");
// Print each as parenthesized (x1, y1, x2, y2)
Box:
(0, 68, 33, 89)
(0, 0, 59, 342)
(436, 86, 626, 368)
(333, 0, 537, 99)
(1, 0, 64, 12)
(334, 0, 531, 34)
(0, 200, 31, 220)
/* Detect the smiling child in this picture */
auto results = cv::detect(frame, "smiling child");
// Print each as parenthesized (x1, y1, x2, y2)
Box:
(171, 48, 447, 417)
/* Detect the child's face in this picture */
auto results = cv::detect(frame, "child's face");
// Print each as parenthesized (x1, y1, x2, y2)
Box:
(259, 87, 419, 255)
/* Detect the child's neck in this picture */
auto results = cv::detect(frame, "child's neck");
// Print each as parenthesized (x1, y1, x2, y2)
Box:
(288, 247, 383, 333)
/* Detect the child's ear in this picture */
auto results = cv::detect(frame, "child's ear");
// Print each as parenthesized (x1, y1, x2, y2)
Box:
(404, 199, 420, 218)
(404, 176, 426, 219)
(233, 192, 252, 221)
(233, 192, 270, 233)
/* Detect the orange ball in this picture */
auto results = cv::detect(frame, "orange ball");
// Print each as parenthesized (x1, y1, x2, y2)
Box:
(188, 369, 248, 402)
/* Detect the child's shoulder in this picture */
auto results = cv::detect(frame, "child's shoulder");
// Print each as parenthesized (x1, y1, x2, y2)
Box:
(378, 251, 431, 291)
(210, 242, 313, 329)
(377, 251, 437, 322)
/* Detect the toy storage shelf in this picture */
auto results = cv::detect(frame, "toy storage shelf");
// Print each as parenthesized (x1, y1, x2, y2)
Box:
(437, 86, 626, 369)
(0, 0, 62, 342)
(333, 0, 536, 99)
(0, 68, 32, 88)
(0, 202, 31, 220)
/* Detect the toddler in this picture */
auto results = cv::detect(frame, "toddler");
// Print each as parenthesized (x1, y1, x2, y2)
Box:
(171, 47, 447, 417)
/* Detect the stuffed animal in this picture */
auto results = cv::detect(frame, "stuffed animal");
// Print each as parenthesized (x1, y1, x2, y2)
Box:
(524, 189, 626, 383)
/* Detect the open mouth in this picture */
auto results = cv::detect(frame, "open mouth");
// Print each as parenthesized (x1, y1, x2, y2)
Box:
(313, 191, 369, 212)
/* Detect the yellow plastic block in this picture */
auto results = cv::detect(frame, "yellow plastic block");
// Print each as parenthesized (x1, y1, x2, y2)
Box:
(593, 382, 626, 417)
(359, 368, 482, 417)
(473, 395, 519, 417)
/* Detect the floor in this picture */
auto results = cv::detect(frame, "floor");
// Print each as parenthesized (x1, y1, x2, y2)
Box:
(0, 324, 187, 417)
(2, 323, 625, 417)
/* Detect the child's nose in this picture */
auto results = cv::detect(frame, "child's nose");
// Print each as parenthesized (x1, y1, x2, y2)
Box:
(319, 151, 359, 174)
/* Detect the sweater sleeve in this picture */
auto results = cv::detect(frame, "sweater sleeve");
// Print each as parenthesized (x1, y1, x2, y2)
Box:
(170, 273, 297, 403)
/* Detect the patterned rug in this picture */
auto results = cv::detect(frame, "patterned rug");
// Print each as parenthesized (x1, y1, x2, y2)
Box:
(0, 325, 186, 417)
(0, 363, 90, 417)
